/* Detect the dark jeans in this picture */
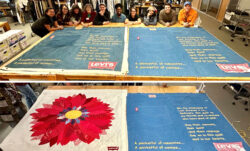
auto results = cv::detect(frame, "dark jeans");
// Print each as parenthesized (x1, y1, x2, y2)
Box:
(15, 84, 37, 109)
(31, 27, 49, 37)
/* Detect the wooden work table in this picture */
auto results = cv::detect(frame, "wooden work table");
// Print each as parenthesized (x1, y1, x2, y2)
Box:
(46, 85, 198, 94)
(0, 23, 249, 81)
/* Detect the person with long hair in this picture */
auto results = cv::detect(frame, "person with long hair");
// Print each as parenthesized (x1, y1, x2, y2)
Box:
(81, 4, 96, 27)
(144, 6, 157, 26)
(31, 8, 63, 37)
(125, 7, 141, 25)
(70, 4, 82, 26)
(56, 4, 73, 26)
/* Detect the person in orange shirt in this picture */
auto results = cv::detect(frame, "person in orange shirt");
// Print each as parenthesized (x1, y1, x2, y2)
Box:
(178, 1, 198, 27)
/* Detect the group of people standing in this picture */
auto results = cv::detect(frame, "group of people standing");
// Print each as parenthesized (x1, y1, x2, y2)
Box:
(31, 1, 198, 37)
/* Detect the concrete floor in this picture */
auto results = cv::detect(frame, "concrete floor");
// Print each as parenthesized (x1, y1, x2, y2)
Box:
(199, 12, 250, 61)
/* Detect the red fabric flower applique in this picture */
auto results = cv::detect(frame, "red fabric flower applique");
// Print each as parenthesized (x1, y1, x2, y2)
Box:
(30, 94, 114, 147)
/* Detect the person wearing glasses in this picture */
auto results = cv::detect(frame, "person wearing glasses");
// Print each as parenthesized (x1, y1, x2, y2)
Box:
(31, 8, 63, 37)
(125, 7, 141, 25)
(81, 4, 96, 27)
(56, 4, 73, 26)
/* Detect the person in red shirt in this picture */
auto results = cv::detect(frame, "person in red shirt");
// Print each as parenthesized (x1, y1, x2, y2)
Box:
(81, 4, 97, 27)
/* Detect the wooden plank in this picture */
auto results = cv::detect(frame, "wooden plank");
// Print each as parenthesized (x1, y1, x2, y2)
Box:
(217, 0, 230, 22)
(46, 85, 198, 93)
(0, 7, 10, 16)
(0, 73, 249, 81)
(192, 0, 201, 10)
(0, 22, 11, 31)
(0, 7, 10, 9)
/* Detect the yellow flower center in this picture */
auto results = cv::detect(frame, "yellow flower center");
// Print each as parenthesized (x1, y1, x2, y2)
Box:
(65, 110, 82, 119)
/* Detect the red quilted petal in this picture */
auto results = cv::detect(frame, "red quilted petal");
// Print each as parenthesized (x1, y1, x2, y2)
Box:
(30, 94, 114, 147)
(70, 94, 86, 107)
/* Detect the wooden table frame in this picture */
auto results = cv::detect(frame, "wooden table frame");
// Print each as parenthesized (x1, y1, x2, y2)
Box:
(0, 23, 249, 81)
(46, 85, 198, 94)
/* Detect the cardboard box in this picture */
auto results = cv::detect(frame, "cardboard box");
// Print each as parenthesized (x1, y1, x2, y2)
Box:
(4, 30, 26, 41)
(19, 39, 28, 50)
(10, 43, 21, 54)
(7, 34, 19, 47)
(0, 38, 8, 49)
(0, 47, 12, 63)
(1, 30, 24, 47)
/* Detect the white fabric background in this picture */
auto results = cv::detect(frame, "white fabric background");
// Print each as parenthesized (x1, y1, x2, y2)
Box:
(0, 89, 128, 151)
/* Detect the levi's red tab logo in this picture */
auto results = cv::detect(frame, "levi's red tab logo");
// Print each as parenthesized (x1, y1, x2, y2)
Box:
(108, 146, 119, 151)
(213, 142, 246, 151)
(217, 63, 250, 73)
(88, 62, 117, 70)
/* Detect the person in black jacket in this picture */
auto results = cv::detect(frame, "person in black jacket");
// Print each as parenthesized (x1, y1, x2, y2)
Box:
(31, 8, 63, 37)
(93, 3, 110, 25)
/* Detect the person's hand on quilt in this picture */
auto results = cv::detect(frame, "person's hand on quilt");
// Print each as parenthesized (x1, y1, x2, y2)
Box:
(183, 22, 189, 27)
(165, 22, 170, 27)
(68, 21, 73, 26)
(147, 13, 151, 18)
(73, 21, 79, 26)
(103, 21, 110, 25)
(58, 26, 64, 30)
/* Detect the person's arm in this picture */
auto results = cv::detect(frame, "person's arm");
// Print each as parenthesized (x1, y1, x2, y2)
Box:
(159, 11, 166, 25)
(103, 11, 110, 21)
(134, 18, 141, 24)
(178, 10, 185, 25)
(81, 12, 85, 23)
(111, 15, 115, 22)
(125, 18, 130, 24)
(89, 12, 97, 23)
(44, 24, 61, 31)
(56, 15, 63, 25)
(137, 18, 142, 24)
(144, 16, 150, 26)
(66, 16, 73, 26)
(77, 17, 81, 25)
(54, 21, 60, 27)
(93, 14, 103, 25)
(170, 11, 177, 25)
(189, 11, 198, 26)
(152, 16, 157, 25)
(70, 17, 76, 23)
